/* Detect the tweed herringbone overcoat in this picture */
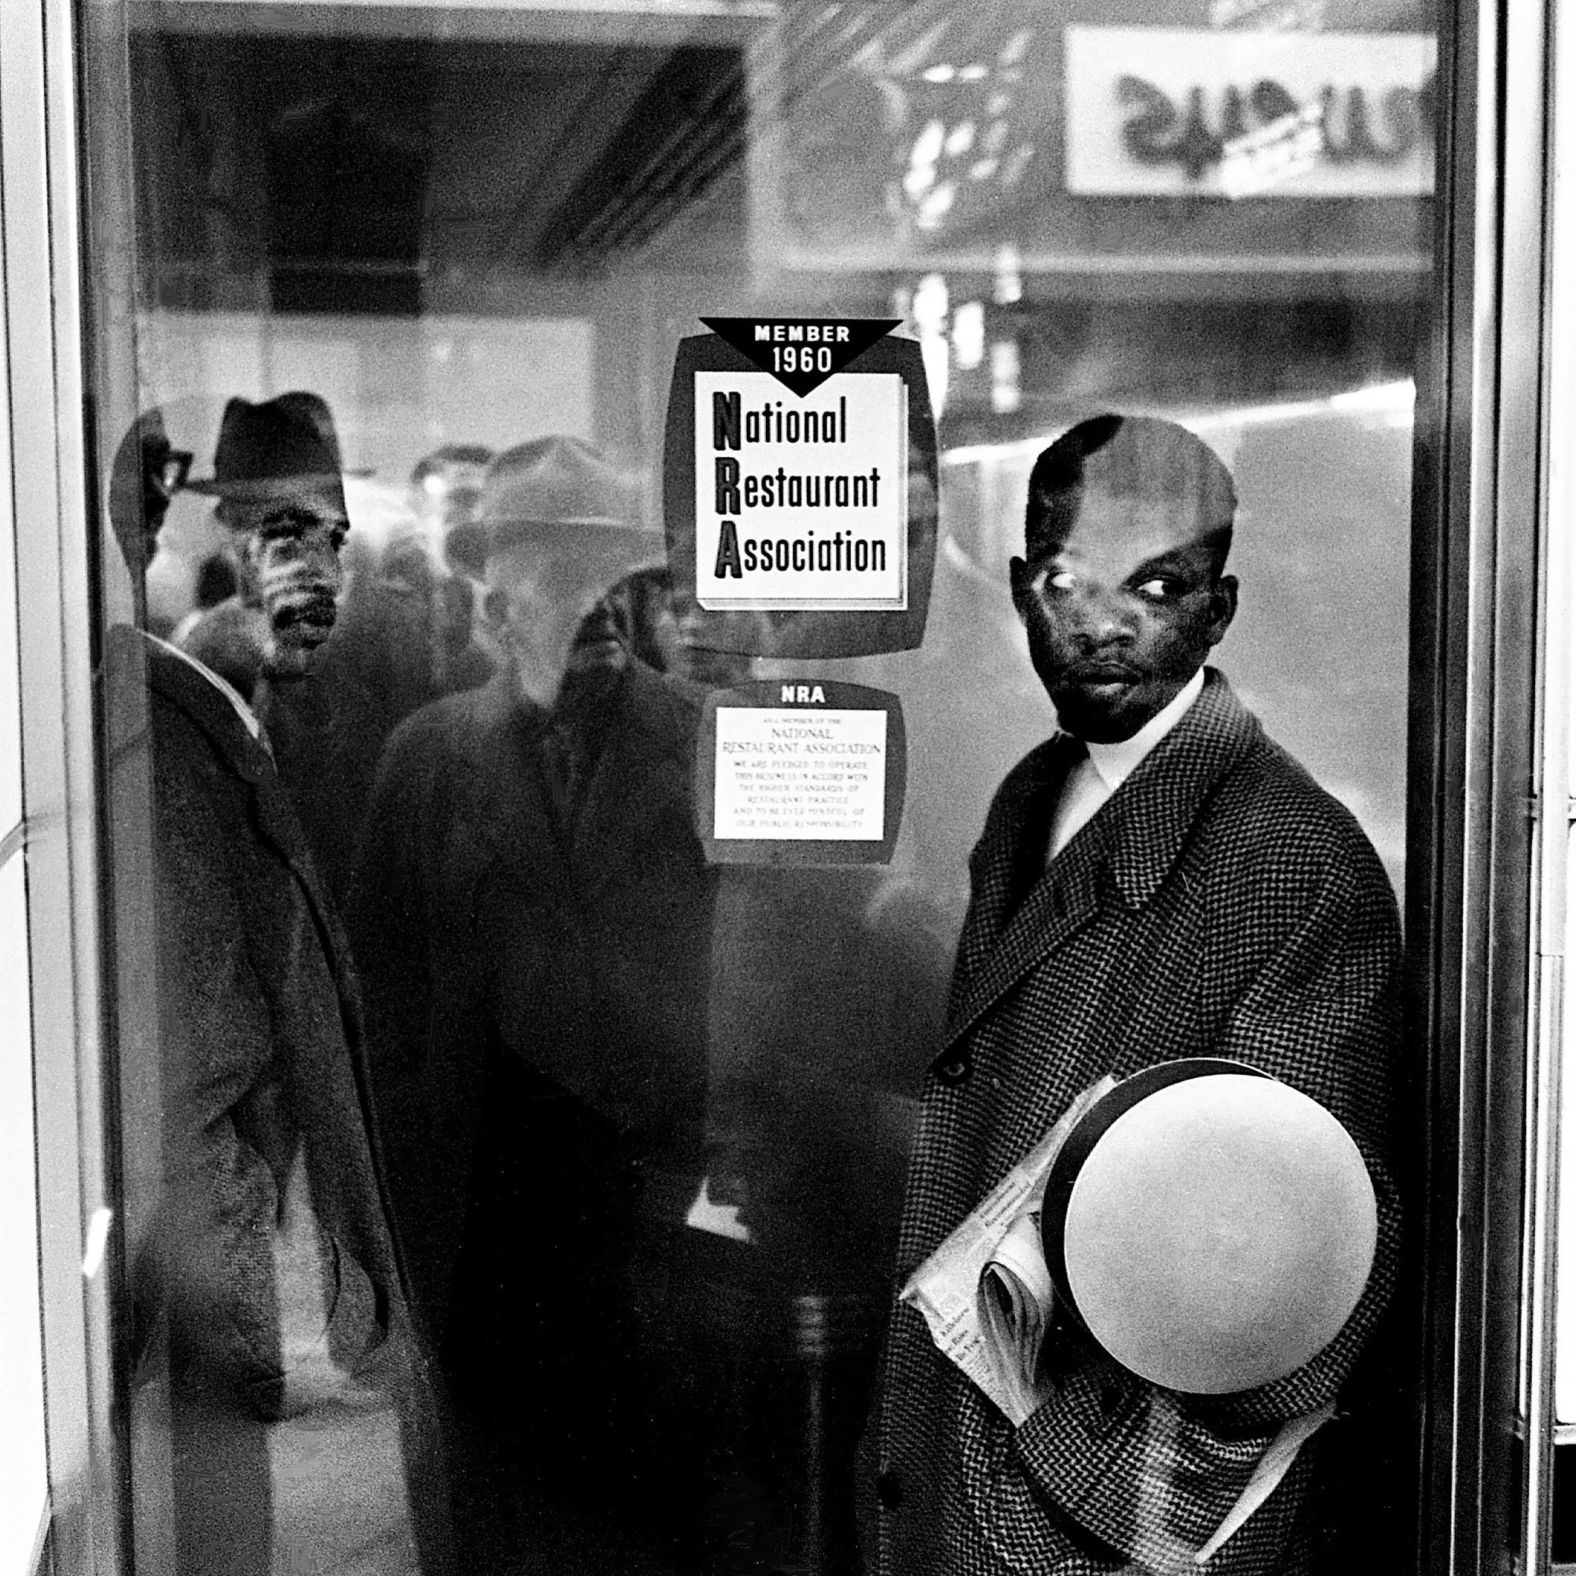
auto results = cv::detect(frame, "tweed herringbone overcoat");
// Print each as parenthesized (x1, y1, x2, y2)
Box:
(873, 669, 1403, 1576)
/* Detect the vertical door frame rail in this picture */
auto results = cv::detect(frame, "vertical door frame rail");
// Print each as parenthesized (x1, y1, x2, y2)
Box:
(0, 0, 124, 1572)
(1523, 0, 1576, 1566)
(1410, 0, 1562, 1573)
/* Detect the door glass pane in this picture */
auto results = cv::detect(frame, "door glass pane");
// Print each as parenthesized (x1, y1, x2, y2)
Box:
(90, 1, 1433, 1571)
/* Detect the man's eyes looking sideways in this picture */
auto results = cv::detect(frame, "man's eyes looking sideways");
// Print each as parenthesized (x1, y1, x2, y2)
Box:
(1038, 571, 1185, 603)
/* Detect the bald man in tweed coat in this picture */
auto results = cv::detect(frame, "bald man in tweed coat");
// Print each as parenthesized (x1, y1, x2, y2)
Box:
(871, 416, 1403, 1575)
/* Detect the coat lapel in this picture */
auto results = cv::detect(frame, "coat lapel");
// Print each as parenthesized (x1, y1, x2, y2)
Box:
(944, 733, 1088, 1046)
(940, 670, 1262, 1055)
(567, 663, 701, 900)
(455, 676, 565, 904)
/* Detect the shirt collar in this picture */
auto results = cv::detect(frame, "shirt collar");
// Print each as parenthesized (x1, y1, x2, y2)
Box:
(140, 629, 264, 742)
(1084, 667, 1205, 793)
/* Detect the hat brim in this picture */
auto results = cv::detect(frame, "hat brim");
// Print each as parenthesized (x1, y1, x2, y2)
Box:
(450, 514, 657, 568)
(1042, 1060, 1376, 1395)
(188, 471, 354, 500)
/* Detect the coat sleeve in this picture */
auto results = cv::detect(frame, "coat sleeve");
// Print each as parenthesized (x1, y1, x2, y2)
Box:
(348, 714, 473, 1346)
(142, 730, 289, 1412)
(1010, 828, 1404, 1564)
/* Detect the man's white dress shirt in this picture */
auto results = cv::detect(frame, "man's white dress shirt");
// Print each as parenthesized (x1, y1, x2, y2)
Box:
(1048, 668, 1205, 860)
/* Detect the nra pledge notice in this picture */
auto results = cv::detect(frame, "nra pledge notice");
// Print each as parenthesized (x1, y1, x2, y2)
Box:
(713, 705, 888, 841)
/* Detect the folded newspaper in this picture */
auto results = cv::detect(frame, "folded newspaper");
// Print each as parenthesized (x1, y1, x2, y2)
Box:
(899, 1076, 1115, 1426)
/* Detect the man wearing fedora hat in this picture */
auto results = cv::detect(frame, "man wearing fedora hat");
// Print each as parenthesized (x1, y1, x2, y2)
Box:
(100, 402, 455, 1575)
(352, 435, 717, 1566)
(871, 415, 1404, 1575)
(183, 393, 420, 910)
(187, 392, 354, 683)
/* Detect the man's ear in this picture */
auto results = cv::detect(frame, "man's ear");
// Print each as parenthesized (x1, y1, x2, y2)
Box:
(1207, 574, 1238, 645)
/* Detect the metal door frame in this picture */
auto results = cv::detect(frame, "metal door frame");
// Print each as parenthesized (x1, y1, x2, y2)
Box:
(2, 0, 1564, 1571)
(1408, 1, 1565, 1572)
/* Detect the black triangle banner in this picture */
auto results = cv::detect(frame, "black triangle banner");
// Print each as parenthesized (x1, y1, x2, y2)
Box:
(699, 317, 902, 396)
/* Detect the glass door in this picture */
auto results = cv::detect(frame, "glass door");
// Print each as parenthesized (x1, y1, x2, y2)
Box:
(52, 0, 1549, 1572)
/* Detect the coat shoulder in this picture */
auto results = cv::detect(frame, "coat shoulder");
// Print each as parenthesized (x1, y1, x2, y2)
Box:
(1204, 730, 1397, 908)
(376, 684, 505, 783)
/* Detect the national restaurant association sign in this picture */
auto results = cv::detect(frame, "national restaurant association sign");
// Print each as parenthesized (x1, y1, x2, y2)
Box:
(664, 317, 938, 660)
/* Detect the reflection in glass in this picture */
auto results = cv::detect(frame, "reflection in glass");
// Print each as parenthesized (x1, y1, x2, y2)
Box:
(92, 1, 1433, 1571)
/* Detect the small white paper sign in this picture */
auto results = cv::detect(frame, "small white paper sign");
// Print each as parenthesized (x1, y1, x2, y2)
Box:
(713, 706, 887, 841)
(695, 370, 908, 611)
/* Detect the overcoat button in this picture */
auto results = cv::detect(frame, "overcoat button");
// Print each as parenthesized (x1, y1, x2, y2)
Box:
(875, 1470, 903, 1508)
(934, 1055, 970, 1085)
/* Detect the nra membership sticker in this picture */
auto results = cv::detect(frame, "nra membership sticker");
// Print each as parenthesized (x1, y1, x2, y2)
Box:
(697, 368, 905, 611)
(664, 319, 937, 660)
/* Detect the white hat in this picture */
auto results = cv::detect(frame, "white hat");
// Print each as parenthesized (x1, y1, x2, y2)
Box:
(1040, 1059, 1377, 1394)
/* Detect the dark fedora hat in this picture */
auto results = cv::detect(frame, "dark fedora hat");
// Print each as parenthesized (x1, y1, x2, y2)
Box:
(1040, 1059, 1377, 1395)
(187, 393, 348, 502)
(449, 435, 654, 568)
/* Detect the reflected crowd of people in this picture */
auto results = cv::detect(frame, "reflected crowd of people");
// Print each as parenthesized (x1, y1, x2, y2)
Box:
(107, 391, 974, 1576)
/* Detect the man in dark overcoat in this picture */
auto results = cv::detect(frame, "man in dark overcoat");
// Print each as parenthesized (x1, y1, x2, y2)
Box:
(352, 436, 715, 1567)
(870, 415, 1404, 1574)
(106, 400, 451, 1575)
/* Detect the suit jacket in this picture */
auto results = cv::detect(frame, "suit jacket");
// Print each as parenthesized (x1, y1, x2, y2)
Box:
(351, 659, 715, 1349)
(873, 669, 1403, 1576)
(106, 625, 404, 1410)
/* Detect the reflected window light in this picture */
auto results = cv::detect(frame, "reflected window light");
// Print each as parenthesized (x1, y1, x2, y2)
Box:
(906, 120, 945, 198)
(954, 301, 986, 371)
(1328, 379, 1415, 413)
(1220, 101, 1325, 200)
(945, 121, 976, 157)
(81, 1207, 113, 1281)
(912, 273, 949, 335)
(1000, 28, 1033, 66)
(994, 244, 1022, 305)
(922, 336, 950, 420)
(912, 120, 946, 163)
(1210, 0, 1327, 26)
(945, 381, 1417, 469)
(917, 184, 957, 228)
(914, 273, 950, 418)
(990, 340, 1021, 414)
(1002, 145, 1035, 184)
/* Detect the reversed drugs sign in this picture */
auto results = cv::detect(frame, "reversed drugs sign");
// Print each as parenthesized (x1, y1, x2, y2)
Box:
(665, 319, 937, 659)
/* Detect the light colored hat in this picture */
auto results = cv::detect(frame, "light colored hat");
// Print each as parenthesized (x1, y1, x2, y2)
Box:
(1040, 1059, 1377, 1394)
(449, 435, 653, 568)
